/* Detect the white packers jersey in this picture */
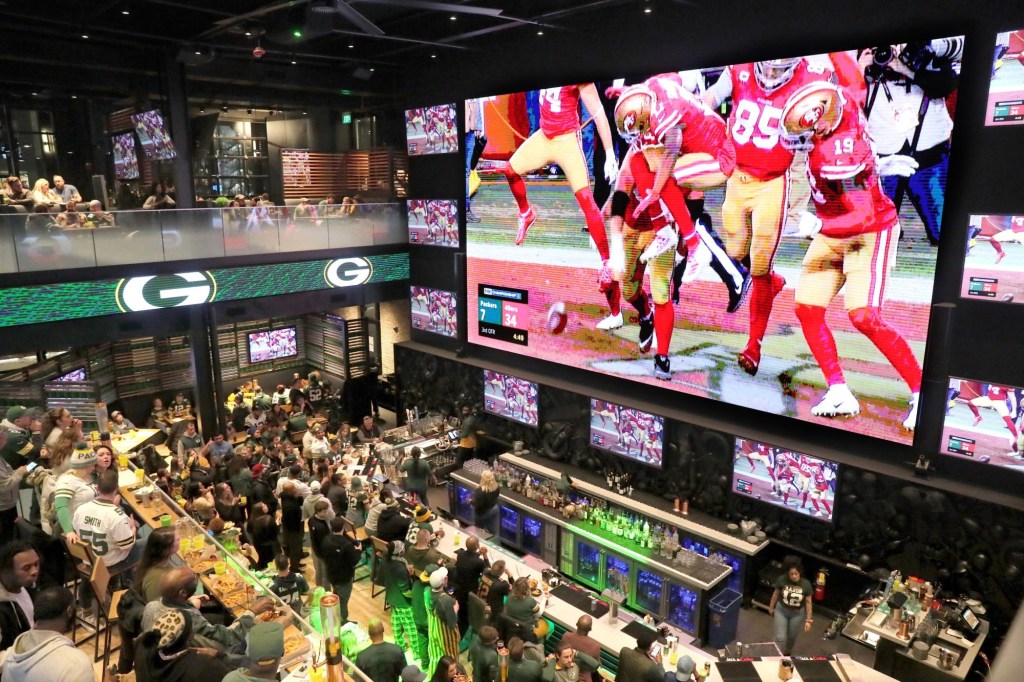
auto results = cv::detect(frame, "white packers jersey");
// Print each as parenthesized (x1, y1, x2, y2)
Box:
(72, 499, 135, 565)
(53, 471, 96, 518)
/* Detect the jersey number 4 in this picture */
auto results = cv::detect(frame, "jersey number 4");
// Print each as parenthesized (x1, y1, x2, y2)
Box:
(731, 101, 783, 150)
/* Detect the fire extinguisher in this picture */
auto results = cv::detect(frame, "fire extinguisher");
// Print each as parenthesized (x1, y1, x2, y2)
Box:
(814, 568, 828, 601)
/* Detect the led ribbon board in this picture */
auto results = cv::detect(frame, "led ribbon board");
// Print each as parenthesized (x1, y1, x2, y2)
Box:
(0, 253, 409, 327)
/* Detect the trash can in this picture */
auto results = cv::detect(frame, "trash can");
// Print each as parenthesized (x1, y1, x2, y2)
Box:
(707, 588, 743, 649)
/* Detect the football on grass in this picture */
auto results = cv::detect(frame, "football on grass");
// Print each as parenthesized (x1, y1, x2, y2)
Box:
(547, 302, 568, 334)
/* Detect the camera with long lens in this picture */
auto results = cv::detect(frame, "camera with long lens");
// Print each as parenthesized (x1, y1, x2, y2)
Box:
(872, 46, 894, 66)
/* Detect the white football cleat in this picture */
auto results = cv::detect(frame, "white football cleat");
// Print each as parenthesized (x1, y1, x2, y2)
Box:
(811, 384, 861, 418)
(596, 312, 624, 330)
(902, 392, 919, 431)
(681, 241, 712, 284)
(640, 225, 679, 264)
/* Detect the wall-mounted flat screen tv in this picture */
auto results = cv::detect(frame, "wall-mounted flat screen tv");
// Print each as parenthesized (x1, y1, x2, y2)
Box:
(410, 286, 458, 338)
(483, 369, 538, 427)
(407, 199, 459, 247)
(589, 398, 663, 468)
(248, 327, 298, 363)
(466, 34, 965, 446)
(961, 214, 1024, 302)
(986, 30, 1024, 125)
(112, 132, 140, 180)
(940, 377, 1024, 471)
(131, 109, 177, 160)
(54, 367, 86, 382)
(405, 103, 458, 155)
(732, 438, 838, 522)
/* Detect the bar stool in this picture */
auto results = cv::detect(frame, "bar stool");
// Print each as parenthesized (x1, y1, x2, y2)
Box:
(90, 556, 128, 668)
(369, 536, 390, 603)
(62, 538, 95, 644)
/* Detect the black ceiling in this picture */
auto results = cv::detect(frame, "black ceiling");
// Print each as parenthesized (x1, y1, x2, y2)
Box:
(0, 0, 641, 111)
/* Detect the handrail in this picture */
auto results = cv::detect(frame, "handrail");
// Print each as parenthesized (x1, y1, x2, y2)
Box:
(0, 202, 407, 275)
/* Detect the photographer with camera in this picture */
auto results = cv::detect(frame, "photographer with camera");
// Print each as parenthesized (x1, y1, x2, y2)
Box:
(859, 38, 963, 245)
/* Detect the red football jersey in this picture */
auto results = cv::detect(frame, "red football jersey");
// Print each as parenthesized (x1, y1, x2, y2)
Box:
(640, 73, 727, 154)
(539, 85, 582, 138)
(728, 61, 833, 179)
(987, 385, 1008, 401)
(806, 97, 898, 238)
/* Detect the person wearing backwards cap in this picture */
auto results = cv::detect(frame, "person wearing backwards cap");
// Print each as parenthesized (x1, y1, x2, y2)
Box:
(53, 442, 97, 543)
(110, 410, 137, 435)
(427, 566, 461, 677)
(667, 654, 703, 682)
(222, 621, 286, 681)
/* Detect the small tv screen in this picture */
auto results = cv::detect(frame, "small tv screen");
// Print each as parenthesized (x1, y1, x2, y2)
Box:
(732, 438, 838, 522)
(589, 399, 664, 468)
(405, 103, 458, 155)
(410, 286, 458, 338)
(940, 377, 1024, 471)
(55, 367, 86, 382)
(131, 109, 177, 160)
(407, 199, 459, 247)
(961, 214, 1024, 302)
(247, 327, 298, 363)
(987, 30, 1024, 125)
(112, 132, 140, 180)
(483, 369, 539, 427)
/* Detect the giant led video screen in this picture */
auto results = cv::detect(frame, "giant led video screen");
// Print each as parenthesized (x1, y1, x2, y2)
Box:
(589, 399, 664, 468)
(131, 110, 176, 160)
(112, 132, 140, 180)
(405, 103, 458, 155)
(483, 369, 538, 427)
(732, 438, 838, 522)
(961, 214, 1024, 302)
(407, 199, 459, 247)
(941, 378, 1024, 471)
(410, 286, 458, 338)
(466, 36, 965, 446)
(986, 30, 1024, 125)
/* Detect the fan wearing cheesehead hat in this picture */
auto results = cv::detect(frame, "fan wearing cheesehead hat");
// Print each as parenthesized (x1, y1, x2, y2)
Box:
(780, 80, 922, 431)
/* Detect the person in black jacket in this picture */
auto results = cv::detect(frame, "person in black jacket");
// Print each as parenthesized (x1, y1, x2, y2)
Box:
(279, 482, 305, 572)
(376, 499, 411, 542)
(249, 465, 277, 517)
(247, 503, 280, 571)
(320, 516, 362, 622)
(451, 535, 489, 641)
(133, 608, 233, 682)
(307, 499, 334, 591)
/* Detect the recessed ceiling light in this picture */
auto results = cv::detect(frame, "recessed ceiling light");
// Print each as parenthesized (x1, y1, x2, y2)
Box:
(537, 30, 544, 36)
(291, 59, 297, 64)
(431, 53, 436, 58)
(122, 9, 130, 15)
(244, 31, 252, 37)
(194, 49, 202, 55)
(71, 94, 78, 99)
(450, 15, 456, 20)
(81, 34, 90, 39)
(302, 111, 307, 115)
(348, 43, 354, 49)
(644, 7, 652, 13)
(369, 67, 375, 71)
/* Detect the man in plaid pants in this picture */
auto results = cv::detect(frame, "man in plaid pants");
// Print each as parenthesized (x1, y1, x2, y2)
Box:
(383, 541, 422, 666)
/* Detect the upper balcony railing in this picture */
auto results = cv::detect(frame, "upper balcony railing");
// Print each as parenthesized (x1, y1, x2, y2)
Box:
(0, 202, 407, 275)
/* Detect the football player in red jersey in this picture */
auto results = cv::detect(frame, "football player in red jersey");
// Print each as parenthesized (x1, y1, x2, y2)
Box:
(780, 81, 922, 431)
(608, 74, 752, 379)
(705, 58, 834, 376)
(503, 84, 622, 329)
(987, 216, 1024, 264)
(966, 383, 1018, 443)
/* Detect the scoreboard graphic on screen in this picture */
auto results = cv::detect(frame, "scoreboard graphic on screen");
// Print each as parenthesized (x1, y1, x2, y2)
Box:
(941, 377, 1024, 471)
(986, 30, 1024, 126)
(477, 284, 528, 346)
(961, 215, 1024, 303)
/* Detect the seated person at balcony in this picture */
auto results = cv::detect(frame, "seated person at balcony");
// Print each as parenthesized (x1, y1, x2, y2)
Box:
(52, 175, 81, 204)
(31, 178, 60, 209)
(53, 199, 82, 228)
(293, 197, 317, 221)
(24, 203, 53, 232)
(355, 415, 382, 444)
(86, 200, 116, 226)
(143, 182, 176, 209)
(110, 410, 136, 435)
(318, 195, 337, 216)
(3, 176, 35, 210)
(169, 391, 192, 419)
(149, 397, 172, 433)
(271, 384, 290, 406)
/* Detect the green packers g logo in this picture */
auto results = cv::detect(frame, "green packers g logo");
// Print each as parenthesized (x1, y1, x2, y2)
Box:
(324, 257, 374, 287)
(114, 272, 218, 312)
